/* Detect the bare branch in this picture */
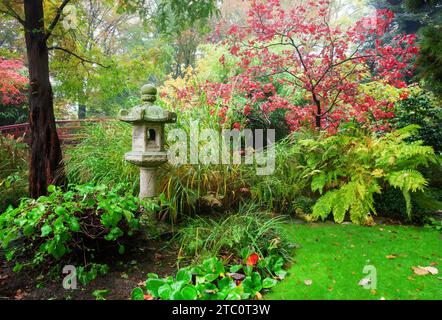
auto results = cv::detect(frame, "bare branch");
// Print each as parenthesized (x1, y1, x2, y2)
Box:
(47, 46, 109, 68)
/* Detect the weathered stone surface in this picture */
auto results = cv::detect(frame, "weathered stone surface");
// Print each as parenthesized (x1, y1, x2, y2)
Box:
(124, 151, 168, 167)
(140, 167, 157, 199)
(119, 105, 176, 123)
(118, 83, 176, 123)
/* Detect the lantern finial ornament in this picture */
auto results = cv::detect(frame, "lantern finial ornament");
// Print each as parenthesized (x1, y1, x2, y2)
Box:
(141, 84, 157, 103)
(118, 83, 177, 199)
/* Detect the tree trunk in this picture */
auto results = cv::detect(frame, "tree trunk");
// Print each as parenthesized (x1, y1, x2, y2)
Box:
(312, 93, 322, 129)
(24, 0, 65, 198)
(78, 104, 86, 119)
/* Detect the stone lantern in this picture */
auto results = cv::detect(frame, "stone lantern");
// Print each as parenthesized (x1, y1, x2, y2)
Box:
(119, 84, 177, 199)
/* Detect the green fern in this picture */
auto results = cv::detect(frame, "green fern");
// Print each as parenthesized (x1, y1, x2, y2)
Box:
(302, 125, 437, 224)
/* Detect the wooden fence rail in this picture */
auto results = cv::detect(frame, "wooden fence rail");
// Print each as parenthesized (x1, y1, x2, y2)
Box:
(0, 119, 110, 144)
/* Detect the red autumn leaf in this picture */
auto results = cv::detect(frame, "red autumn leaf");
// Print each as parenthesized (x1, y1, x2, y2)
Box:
(246, 253, 259, 266)
(144, 294, 153, 300)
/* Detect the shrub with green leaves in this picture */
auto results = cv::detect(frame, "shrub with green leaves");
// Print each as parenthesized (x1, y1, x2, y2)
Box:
(391, 90, 442, 153)
(174, 206, 290, 263)
(295, 125, 437, 224)
(131, 255, 286, 300)
(0, 183, 158, 271)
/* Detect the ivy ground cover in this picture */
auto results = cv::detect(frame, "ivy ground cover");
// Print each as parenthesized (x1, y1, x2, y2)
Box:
(266, 222, 442, 300)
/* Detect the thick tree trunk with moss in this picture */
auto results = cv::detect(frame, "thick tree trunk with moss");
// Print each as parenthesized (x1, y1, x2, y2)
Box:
(24, 0, 65, 198)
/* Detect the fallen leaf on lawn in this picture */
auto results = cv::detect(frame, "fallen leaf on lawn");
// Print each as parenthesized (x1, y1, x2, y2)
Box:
(386, 254, 397, 259)
(255, 292, 263, 300)
(370, 289, 377, 295)
(304, 279, 313, 286)
(423, 266, 438, 275)
(412, 266, 429, 275)
(412, 266, 439, 275)
(430, 261, 438, 266)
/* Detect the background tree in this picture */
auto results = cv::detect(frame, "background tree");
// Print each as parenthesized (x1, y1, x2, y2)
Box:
(0, 56, 28, 125)
(0, 0, 70, 198)
(0, 14, 24, 57)
(218, 0, 417, 131)
(369, 0, 442, 96)
(405, 0, 442, 97)
(0, 0, 219, 198)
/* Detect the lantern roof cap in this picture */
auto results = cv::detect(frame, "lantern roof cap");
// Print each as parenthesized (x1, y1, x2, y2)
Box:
(118, 84, 176, 123)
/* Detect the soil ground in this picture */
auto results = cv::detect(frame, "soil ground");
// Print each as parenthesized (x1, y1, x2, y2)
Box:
(0, 238, 178, 300)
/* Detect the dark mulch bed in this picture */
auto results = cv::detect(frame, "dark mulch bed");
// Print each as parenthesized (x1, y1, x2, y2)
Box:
(0, 238, 178, 300)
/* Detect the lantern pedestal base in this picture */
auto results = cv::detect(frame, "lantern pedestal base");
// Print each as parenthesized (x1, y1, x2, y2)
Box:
(139, 167, 157, 199)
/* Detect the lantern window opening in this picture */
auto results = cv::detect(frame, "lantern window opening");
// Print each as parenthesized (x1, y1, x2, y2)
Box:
(148, 128, 156, 141)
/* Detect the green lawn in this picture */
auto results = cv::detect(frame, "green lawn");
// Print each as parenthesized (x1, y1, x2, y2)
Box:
(267, 222, 442, 300)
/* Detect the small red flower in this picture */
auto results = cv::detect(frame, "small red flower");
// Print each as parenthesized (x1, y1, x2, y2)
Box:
(246, 253, 259, 266)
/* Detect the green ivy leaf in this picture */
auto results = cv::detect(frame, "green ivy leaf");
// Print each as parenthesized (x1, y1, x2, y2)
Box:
(158, 284, 172, 300)
(146, 278, 165, 297)
(13, 263, 23, 272)
(181, 285, 198, 300)
(262, 277, 277, 288)
(131, 287, 144, 300)
(40, 225, 52, 237)
(176, 268, 192, 283)
(229, 265, 242, 273)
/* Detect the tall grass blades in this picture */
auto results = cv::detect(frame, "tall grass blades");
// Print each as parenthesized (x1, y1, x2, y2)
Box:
(0, 135, 28, 212)
(173, 204, 290, 264)
(64, 121, 139, 193)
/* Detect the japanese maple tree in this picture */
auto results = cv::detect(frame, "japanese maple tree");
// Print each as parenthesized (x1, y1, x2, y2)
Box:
(0, 57, 27, 106)
(216, 0, 418, 131)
